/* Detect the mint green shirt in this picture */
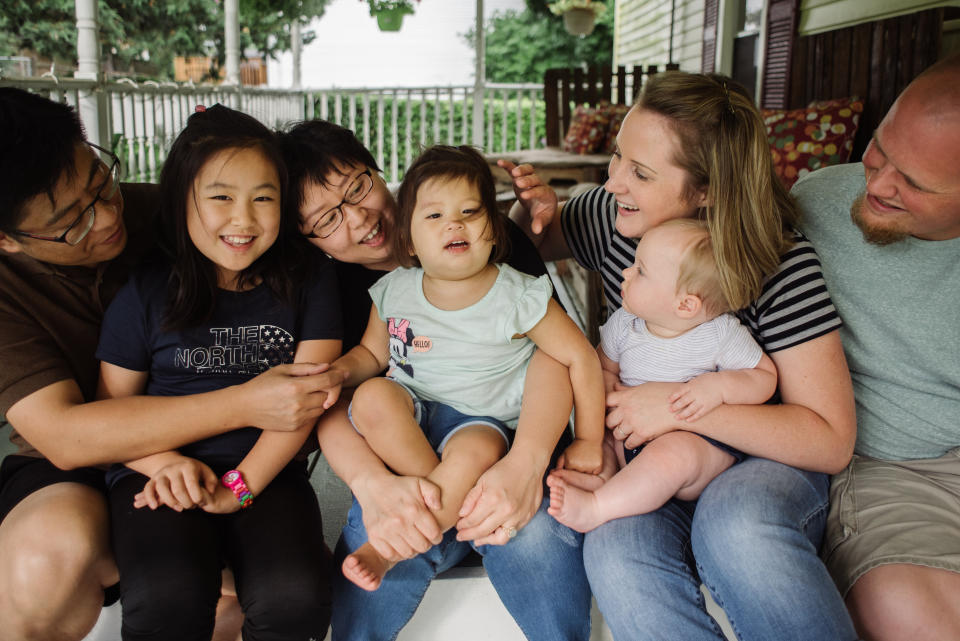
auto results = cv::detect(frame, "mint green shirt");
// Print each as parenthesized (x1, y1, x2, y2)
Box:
(369, 264, 553, 427)
(795, 163, 960, 460)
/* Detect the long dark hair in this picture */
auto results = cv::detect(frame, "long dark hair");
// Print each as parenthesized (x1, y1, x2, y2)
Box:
(159, 104, 308, 330)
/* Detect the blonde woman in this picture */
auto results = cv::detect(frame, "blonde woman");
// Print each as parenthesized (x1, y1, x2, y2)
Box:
(508, 72, 858, 640)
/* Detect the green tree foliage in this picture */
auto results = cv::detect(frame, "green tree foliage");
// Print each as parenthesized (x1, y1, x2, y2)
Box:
(0, 0, 329, 80)
(464, 1, 613, 83)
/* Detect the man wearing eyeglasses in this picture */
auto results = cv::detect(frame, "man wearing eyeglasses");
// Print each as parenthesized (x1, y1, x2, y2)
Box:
(0, 88, 336, 641)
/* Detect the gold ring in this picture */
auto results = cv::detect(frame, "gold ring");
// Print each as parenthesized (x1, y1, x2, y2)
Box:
(506, 526, 518, 539)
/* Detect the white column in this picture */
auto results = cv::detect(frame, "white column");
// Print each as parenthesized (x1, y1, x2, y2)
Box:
(74, 0, 108, 147)
(471, 0, 485, 147)
(224, 0, 241, 85)
(292, 20, 302, 89)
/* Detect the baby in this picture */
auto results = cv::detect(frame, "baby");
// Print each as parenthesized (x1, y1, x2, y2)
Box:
(548, 219, 777, 532)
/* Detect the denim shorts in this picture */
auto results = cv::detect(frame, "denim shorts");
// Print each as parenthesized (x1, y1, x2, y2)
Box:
(348, 381, 512, 455)
(822, 448, 960, 596)
(624, 435, 745, 465)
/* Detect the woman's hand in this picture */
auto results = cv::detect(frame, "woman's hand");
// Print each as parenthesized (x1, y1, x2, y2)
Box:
(133, 456, 217, 511)
(455, 450, 544, 546)
(354, 473, 443, 562)
(606, 381, 686, 449)
(499, 160, 559, 235)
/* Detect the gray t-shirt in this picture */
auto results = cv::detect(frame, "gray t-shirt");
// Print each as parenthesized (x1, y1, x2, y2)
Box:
(794, 163, 960, 460)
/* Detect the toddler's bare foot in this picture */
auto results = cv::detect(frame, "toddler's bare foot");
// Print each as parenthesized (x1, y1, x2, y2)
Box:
(549, 468, 606, 492)
(546, 474, 606, 533)
(342, 542, 394, 591)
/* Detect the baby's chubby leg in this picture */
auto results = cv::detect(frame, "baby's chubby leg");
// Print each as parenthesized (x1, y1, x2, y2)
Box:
(548, 431, 734, 533)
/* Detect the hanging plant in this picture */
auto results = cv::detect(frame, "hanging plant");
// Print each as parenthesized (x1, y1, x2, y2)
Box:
(548, 0, 607, 36)
(363, 0, 421, 32)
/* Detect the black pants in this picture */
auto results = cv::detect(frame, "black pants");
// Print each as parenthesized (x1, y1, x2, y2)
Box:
(109, 464, 332, 641)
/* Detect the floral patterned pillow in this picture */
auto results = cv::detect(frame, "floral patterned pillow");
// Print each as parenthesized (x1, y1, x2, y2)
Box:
(763, 97, 864, 188)
(562, 104, 612, 154)
(600, 103, 630, 155)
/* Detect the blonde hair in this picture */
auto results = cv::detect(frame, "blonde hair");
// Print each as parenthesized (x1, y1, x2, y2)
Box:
(664, 219, 731, 318)
(637, 71, 797, 310)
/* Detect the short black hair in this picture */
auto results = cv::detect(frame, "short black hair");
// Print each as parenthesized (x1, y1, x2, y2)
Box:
(279, 119, 381, 216)
(394, 145, 510, 268)
(0, 88, 86, 231)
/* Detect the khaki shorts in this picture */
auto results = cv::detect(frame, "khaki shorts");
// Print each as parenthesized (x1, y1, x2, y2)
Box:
(822, 448, 960, 596)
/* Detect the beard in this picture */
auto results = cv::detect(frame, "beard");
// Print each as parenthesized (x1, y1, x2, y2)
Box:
(850, 193, 911, 246)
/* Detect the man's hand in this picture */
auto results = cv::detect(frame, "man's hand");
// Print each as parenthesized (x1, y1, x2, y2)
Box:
(241, 363, 348, 432)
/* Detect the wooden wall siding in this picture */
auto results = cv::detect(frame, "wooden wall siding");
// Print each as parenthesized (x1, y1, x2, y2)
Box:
(702, 0, 720, 72)
(788, 7, 944, 161)
(615, 0, 704, 71)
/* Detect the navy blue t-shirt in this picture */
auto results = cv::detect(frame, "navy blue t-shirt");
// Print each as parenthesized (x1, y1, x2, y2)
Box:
(97, 260, 341, 486)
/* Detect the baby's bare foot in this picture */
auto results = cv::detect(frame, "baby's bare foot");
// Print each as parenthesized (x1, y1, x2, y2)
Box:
(546, 474, 605, 533)
(342, 543, 394, 591)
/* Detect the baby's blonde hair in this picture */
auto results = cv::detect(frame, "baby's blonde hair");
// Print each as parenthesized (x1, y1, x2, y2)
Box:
(664, 219, 731, 318)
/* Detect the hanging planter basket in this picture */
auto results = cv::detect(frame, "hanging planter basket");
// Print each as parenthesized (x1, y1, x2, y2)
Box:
(375, 7, 408, 31)
(562, 8, 596, 36)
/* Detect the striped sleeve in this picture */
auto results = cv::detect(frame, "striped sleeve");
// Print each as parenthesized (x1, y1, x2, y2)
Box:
(737, 231, 842, 353)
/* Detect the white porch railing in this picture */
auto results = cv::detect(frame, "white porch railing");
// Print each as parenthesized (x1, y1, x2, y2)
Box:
(0, 77, 543, 184)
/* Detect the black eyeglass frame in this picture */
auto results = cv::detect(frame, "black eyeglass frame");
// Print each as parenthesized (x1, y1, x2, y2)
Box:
(12, 143, 122, 246)
(304, 168, 374, 239)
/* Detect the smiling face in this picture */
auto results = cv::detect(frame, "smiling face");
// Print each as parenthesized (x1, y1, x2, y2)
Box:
(298, 160, 397, 271)
(604, 106, 706, 239)
(408, 176, 494, 282)
(186, 146, 282, 289)
(853, 73, 960, 244)
(0, 142, 126, 267)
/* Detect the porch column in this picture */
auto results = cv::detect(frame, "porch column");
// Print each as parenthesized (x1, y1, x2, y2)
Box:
(224, 0, 241, 85)
(74, 0, 109, 148)
(472, 0, 485, 147)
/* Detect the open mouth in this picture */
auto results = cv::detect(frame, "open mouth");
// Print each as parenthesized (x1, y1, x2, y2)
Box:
(866, 194, 903, 213)
(617, 201, 639, 213)
(360, 222, 382, 244)
(445, 240, 469, 251)
(221, 235, 256, 248)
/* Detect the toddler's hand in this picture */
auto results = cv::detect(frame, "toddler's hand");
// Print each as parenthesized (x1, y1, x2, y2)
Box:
(668, 373, 724, 422)
(200, 485, 243, 515)
(134, 457, 217, 511)
(559, 437, 604, 475)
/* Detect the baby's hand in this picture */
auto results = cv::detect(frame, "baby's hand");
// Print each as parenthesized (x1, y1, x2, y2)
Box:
(134, 457, 217, 511)
(668, 373, 724, 422)
(200, 485, 243, 515)
(559, 438, 604, 475)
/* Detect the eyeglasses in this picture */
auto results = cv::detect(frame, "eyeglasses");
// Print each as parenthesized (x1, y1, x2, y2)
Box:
(12, 143, 122, 246)
(305, 169, 374, 239)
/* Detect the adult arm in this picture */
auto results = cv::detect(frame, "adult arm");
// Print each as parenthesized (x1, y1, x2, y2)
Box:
(317, 402, 443, 561)
(606, 331, 856, 474)
(455, 348, 573, 545)
(5, 361, 341, 470)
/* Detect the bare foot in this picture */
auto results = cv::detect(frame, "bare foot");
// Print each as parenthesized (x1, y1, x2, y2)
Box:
(546, 474, 605, 533)
(549, 467, 606, 492)
(342, 542, 395, 592)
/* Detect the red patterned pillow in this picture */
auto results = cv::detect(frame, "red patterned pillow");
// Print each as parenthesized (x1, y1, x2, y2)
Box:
(763, 96, 864, 188)
(562, 104, 612, 154)
(600, 103, 630, 154)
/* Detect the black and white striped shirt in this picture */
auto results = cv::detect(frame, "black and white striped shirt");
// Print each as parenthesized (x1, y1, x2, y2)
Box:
(560, 186, 841, 353)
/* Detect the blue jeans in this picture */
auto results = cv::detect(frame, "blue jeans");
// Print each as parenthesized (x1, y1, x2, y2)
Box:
(583, 457, 857, 641)
(331, 496, 591, 641)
